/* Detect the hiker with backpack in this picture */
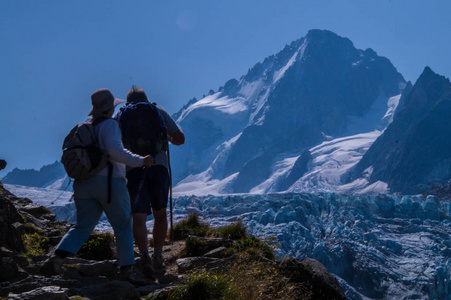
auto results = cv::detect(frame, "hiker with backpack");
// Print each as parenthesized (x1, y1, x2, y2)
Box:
(115, 86, 185, 278)
(41, 88, 153, 285)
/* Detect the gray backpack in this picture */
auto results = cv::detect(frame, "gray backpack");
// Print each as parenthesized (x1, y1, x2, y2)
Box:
(61, 118, 110, 179)
(61, 117, 113, 202)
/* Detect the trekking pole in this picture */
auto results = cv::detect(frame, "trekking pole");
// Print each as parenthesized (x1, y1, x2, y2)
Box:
(167, 146, 173, 243)
(51, 178, 73, 205)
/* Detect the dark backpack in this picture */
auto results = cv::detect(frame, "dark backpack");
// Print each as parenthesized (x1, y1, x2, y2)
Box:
(115, 102, 168, 156)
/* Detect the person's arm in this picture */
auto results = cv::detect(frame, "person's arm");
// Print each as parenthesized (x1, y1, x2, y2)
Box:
(168, 130, 185, 145)
(99, 120, 153, 167)
(156, 105, 185, 146)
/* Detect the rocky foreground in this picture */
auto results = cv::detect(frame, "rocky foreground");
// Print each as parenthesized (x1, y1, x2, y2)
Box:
(0, 182, 345, 299)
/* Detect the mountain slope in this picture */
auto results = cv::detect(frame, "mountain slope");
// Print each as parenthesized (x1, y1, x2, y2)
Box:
(171, 29, 405, 194)
(2, 161, 67, 189)
(347, 67, 451, 194)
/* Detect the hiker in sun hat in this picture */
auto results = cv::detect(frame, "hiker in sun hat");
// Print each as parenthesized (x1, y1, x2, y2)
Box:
(41, 88, 154, 285)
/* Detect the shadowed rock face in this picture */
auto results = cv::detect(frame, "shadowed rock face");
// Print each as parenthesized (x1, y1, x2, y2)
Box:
(0, 184, 26, 253)
(422, 182, 451, 202)
(347, 67, 451, 194)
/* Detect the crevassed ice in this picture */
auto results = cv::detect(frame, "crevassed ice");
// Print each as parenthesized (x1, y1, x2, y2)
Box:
(6, 183, 450, 300)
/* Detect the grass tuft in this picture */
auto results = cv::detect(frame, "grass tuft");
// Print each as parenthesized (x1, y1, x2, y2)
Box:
(207, 220, 247, 240)
(77, 232, 115, 260)
(23, 232, 50, 256)
(229, 236, 275, 260)
(184, 237, 214, 257)
(169, 270, 236, 300)
(171, 213, 209, 241)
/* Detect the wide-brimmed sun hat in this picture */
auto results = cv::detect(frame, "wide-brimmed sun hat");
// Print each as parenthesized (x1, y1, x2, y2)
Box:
(88, 88, 125, 116)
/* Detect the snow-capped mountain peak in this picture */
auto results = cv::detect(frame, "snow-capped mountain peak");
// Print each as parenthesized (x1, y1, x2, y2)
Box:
(170, 29, 405, 194)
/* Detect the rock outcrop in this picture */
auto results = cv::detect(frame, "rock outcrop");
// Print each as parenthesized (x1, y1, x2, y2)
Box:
(0, 159, 6, 171)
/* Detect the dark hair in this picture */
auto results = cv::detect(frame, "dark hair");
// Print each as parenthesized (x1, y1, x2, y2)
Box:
(126, 85, 148, 104)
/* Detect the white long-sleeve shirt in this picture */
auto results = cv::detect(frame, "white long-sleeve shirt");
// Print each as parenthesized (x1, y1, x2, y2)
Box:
(94, 118, 144, 180)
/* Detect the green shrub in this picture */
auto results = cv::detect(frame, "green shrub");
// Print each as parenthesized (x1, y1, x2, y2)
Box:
(51, 224, 66, 235)
(145, 291, 169, 300)
(77, 232, 115, 260)
(226, 259, 297, 299)
(208, 220, 247, 240)
(229, 236, 275, 260)
(184, 237, 215, 257)
(23, 223, 45, 234)
(23, 232, 50, 256)
(171, 213, 209, 241)
(172, 214, 248, 242)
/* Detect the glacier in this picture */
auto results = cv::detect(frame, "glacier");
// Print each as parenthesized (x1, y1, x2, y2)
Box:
(5, 183, 451, 300)
(173, 130, 388, 196)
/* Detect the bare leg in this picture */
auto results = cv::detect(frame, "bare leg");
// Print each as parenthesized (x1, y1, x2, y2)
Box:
(152, 208, 168, 251)
(133, 213, 148, 253)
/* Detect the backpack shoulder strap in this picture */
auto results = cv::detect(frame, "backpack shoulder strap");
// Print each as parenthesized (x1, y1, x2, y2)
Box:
(106, 161, 113, 204)
(89, 117, 114, 203)
(92, 116, 112, 126)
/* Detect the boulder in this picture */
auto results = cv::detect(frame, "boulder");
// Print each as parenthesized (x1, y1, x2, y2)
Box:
(7, 285, 68, 300)
(20, 203, 56, 221)
(203, 246, 228, 258)
(279, 257, 346, 300)
(176, 257, 218, 273)
(0, 192, 25, 253)
(74, 280, 140, 300)
(77, 260, 117, 278)
(0, 257, 20, 281)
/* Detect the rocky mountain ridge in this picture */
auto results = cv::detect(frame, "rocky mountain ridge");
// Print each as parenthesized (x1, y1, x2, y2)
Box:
(2, 161, 66, 189)
(347, 67, 451, 194)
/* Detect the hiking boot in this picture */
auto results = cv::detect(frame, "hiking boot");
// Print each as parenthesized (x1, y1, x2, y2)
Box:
(151, 254, 166, 274)
(120, 265, 150, 286)
(40, 255, 64, 276)
(141, 253, 155, 280)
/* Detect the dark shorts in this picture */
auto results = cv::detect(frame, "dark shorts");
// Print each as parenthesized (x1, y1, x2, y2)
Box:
(126, 165, 170, 215)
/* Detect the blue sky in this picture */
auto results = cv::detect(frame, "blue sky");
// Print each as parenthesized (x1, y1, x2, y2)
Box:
(1, 0, 450, 176)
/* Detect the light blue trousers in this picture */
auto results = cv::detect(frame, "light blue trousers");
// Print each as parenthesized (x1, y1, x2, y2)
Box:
(56, 175, 135, 266)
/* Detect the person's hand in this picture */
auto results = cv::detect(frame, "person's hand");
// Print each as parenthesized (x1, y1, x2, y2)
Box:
(142, 155, 154, 167)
